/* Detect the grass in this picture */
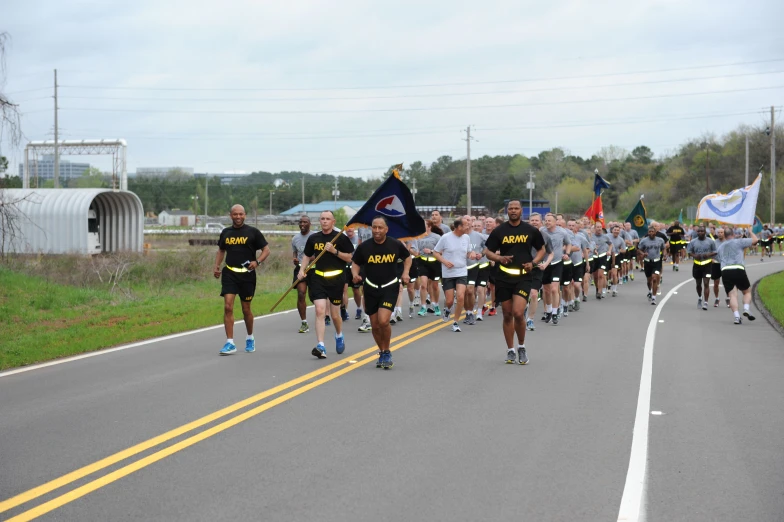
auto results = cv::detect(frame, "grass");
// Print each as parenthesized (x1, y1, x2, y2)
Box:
(0, 236, 299, 370)
(758, 270, 784, 328)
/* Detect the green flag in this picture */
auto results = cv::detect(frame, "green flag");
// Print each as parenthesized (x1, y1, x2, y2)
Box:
(678, 208, 683, 223)
(625, 198, 648, 237)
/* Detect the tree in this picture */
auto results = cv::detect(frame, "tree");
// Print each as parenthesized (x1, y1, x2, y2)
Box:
(333, 208, 348, 229)
(72, 167, 109, 188)
(631, 146, 653, 164)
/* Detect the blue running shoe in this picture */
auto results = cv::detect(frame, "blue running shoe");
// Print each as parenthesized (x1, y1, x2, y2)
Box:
(335, 334, 346, 354)
(355, 308, 363, 320)
(219, 342, 236, 355)
(311, 345, 327, 359)
(376, 352, 383, 368)
(433, 305, 441, 316)
(340, 307, 349, 321)
(526, 318, 535, 331)
(325, 315, 331, 326)
(382, 351, 394, 370)
(245, 339, 255, 353)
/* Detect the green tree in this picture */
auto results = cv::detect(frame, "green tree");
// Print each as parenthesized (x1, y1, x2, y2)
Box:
(333, 208, 348, 229)
(631, 146, 653, 164)
(72, 166, 108, 188)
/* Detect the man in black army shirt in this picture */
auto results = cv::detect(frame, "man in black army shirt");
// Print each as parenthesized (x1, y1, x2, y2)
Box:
(213, 204, 270, 356)
(483, 200, 546, 366)
(666, 220, 687, 271)
(299, 210, 355, 359)
(351, 216, 412, 369)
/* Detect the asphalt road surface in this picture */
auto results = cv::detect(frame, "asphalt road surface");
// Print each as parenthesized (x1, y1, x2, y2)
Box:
(2, 260, 783, 522)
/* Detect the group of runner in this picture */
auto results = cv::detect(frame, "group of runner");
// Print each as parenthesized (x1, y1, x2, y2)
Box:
(213, 202, 766, 366)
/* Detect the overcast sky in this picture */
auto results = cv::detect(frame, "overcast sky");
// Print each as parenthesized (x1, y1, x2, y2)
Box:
(2, 0, 783, 178)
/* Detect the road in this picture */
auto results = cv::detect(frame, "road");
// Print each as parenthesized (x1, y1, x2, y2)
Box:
(1, 260, 783, 522)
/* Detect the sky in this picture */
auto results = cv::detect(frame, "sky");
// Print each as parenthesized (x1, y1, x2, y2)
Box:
(1, 0, 783, 179)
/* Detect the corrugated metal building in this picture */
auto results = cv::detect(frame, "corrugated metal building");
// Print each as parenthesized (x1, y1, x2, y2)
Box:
(1, 189, 144, 255)
(280, 200, 366, 220)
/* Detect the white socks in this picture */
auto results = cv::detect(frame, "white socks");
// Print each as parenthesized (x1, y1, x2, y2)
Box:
(227, 338, 234, 345)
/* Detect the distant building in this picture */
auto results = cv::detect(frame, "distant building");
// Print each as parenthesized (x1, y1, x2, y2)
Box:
(136, 167, 194, 177)
(281, 200, 366, 220)
(194, 171, 250, 185)
(158, 209, 196, 227)
(18, 155, 91, 182)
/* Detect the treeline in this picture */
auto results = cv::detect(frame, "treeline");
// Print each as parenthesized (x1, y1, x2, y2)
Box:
(1, 122, 781, 221)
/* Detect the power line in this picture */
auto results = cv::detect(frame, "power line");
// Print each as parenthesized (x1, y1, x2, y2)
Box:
(56, 57, 784, 92)
(59, 84, 784, 115)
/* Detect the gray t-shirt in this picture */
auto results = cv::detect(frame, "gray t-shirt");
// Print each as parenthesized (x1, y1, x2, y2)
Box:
(357, 227, 372, 243)
(686, 237, 717, 259)
(467, 230, 488, 265)
(610, 234, 627, 254)
(436, 222, 451, 235)
(434, 231, 470, 278)
(592, 232, 612, 255)
(760, 229, 773, 240)
(717, 238, 753, 268)
(571, 231, 590, 264)
(540, 226, 571, 263)
(638, 236, 666, 260)
(416, 232, 442, 257)
(291, 231, 314, 264)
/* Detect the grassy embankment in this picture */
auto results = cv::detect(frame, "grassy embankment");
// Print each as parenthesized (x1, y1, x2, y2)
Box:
(0, 235, 298, 370)
(758, 270, 784, 328)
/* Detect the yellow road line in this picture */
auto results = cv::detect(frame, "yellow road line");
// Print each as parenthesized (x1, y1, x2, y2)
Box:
(0, 318, 443, 515)
(6, 319, 453, 522)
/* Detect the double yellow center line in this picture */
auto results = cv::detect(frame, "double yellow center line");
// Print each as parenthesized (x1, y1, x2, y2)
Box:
(1, 316, 455, 521)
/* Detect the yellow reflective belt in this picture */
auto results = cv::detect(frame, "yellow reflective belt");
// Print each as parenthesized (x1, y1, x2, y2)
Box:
(563, 260, 573, 265)
(365, 277, 398, 288)
(644, 257, 661, 263)
(499, 265, 526, 275)
(466, 262, 480, 269)
(226, 265, 249, 273)
(721, 264, 745, 271)
(478, 262, 490, 269)
(419, 255, 437, 262)
(314, 269, 343, 278)
(693, 259, 712, 265)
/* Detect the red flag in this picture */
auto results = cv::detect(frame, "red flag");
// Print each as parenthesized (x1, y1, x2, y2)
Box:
(584, 196, 605, 227)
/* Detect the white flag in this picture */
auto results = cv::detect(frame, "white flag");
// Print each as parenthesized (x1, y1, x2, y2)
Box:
(696, 174, 761, 226)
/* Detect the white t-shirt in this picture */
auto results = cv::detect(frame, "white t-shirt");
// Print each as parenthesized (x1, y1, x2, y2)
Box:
(434, 231, 470, 278)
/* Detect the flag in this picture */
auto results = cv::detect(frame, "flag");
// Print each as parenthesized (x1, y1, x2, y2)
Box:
(584, 196, 605, 227)
(345, 165, 425, 241)
(752, 215, 763, 234)
(696, 174, 762, 226)
(678, 208, 683, 223)
(625, 198, 648, 237)
(593, 172, 611, 196)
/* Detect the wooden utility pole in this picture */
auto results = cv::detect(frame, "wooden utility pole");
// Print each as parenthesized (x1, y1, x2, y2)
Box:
(771, 106, 777, 224)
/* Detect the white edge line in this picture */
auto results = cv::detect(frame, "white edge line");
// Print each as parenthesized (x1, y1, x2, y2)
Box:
(0, 305, 313, 378)
(617, 259, 784, 522)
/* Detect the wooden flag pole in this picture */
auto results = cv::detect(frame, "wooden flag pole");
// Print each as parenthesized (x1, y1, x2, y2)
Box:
(269, 226, 347, 313)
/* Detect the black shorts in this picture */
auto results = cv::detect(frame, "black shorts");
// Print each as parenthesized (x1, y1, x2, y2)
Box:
(711, 262, 722, 280)
(293, 265, 307, 285)
(494, 277, 532, 303)
(467, 265, 489, 287)
(396, 263, 405, 286)
(442, 276, 467, 292)
(777, 237, 784, 244)
(418, 260, 441, 281)
(572, 261, 585, 282)
(643, 259, 663, 278)
(721, 268, 751, 293)
(476, 264, 490, 287)
(410, 258, 421, 278)
(308, 275, 345, 305)
(531, 268, 544, 291)
(221, 268, 257, 302)
(692, 263, 712, 280)
(363, 283, 399, 316)
(612, 254, 622, 270)
(761, 239, 773, 249)
(343, 265, 363, 289)
(560, 262, 573, 286)
(542, 262, 563, 285)
(626, 248, 636, 262)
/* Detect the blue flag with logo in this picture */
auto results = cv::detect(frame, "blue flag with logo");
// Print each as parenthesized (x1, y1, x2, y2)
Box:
(752, 215, 763, 234)
(346, 165, 426, 241)
(593, 172, 611, 196)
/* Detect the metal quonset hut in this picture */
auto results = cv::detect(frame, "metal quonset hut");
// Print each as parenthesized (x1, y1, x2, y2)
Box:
(2, 189, 144, 255)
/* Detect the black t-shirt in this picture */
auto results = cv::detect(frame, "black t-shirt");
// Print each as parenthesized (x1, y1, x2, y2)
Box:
(218, 225, 268, 268)
(656, 231, 669, 244)
(484, 221, 545, 283)
(352, 237, 411, 284)
(303, 230, 355, 273)
(666, 226, 685, 242)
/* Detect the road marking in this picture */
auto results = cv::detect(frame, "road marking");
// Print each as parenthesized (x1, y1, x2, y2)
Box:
(650, 411, 663, 415)
(5, 319, 453, 522)
(0, 317, 443, 515)
(617, 260, 784, 522)
(0, 306, 315, 378)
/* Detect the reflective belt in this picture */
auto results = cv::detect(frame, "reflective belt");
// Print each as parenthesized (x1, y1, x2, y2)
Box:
(314, 269, 343, 278)
(551, 259, 562, 265)
(644, 257, 661, 263)
(693, 259, 712, 266)
(721, 265, 746, 271)
(573, 261, 584, 266)
(226, 265, 250, 273)
(563, 260, 572, 265)
(419, 255, 437, 262)
(478, 262, 490, 269)
(365, 277, 398, 288)
(466, 262, 480, 270)
(499, 265, 527, 276)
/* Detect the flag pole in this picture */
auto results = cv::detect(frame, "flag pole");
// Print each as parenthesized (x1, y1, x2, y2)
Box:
(269, 226, 347, 313)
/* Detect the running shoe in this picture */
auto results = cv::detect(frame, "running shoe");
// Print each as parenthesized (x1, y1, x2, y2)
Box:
(743, 311, 756, 321)
(482, 305, 488, 314)
(451, 322, 461, 332)
(358, 320, 372, 333)
(409, 305, 415, 318)
(355, 309, 362, 320)
(552, 314, 559, 325)
(395, 309, 404, 323)
(476, 311, 484, 322)
(390, 315, 397, 325)
(468, 313, 477, 325)
(647, 292, 652, 301)
(573, 300, 581, 311)
(376, 352, 383, 368)
(298, 321, 309, 334)
(582, 295, 587, 302)
(702, 302, 708, 311)
(526, 318, 535, 331)
(311, 345, 327, 359)
(506, 349, 516, 364)
(734, 316, 742, 325)
(488, 307, 497, 316)
(567, 303, 574, 313)
(418, 306, 427, 316)
(426, 297, 432, 306)
(463, 312, 472, 325)
(340, 307, 349, 321)
(219, 342, 236, 356)
(541, 313, 549, 322)
(714, 298, 720, 308)
(630, 273, 635, 281)
(325, 315, 331, 326)
(382, 351, 394, 370)
(517, 346, 529, 365)
(413, 296, 421, 307)
(697, 298, 702, 309)
(651, 297, 657, 306)
(335, 334, 345, 354)
(245, 339, 255, 353)
(433, 305, 441, 316)
(612, 290, 618, 297)
(442, 308, 451, 322)
(726, 298, 730, 308)
(544, 313, 552, 324)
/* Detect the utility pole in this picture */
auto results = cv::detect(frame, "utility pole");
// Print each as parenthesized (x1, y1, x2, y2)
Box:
(526, 170, 536, 219)
(745, 135, 749, 186)
(772, 106, 777, 224)
(53, 69, 60, 188)
(332, 178, 340, 209)
(301, 175, 305, 213)
(412, 177, 417, 202)
(269, 190, 275, 216)
(463, 126, 475, 215)
(204, 175, 209, 221)
(555, 191, 558, 214)
(705, 144, 710, 194)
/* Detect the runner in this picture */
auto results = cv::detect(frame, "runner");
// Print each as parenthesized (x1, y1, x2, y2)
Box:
(567, 219, 590, 310)
(776, 223, 784, 255)
(637, 226, 667, 305)
(214, 204, 271, 355)
(467, 219, 490, 322)
(351, 216, 412, 369)
(716, 227, 759, 324)
(710, 227, 727, 307)
(291, 215, 314, 334)
(298, 210, 355, 359)
(483, 200, 546, 364)
(589, 222, 613, 300)
(525, 213, 552, 331)
(415, 220, 444, 317)
(609, 225, 627, 297)
(430, 210, 452, 235)
(539, 213, 571, 325)
(667, 221, 687, 271)
(432, 216, 471, 332)
(623, 222, 640, 281)
(483, 217, 498, 317)
(685, 225, 717, 311)
(760, 224, 774, 260)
